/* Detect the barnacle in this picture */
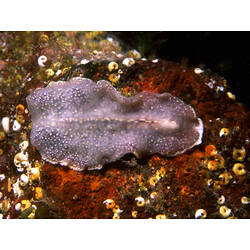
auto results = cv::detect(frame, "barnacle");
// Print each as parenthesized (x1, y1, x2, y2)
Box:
(232, 147, 246, 161)
(19, 141, 29, 151)
(13, 120, 21, 131)
(213, 181, 221, 190)
(150, 192, 157, 199)
(16, 114, 25, 124)
(157, 167, 166, 178)
(122, 58, 135, 67)
(218, 172, 232, 185)
(205, 144, 217, 156)
(15, 203, 21, 211)
(232, 163, 246, 176)
(207, 160, 217, 171)
(241, 196, 250, 205)
(20, 174, 29, 186)
(34, 187, 43, 200)
(127, 49, 141, 60)
(20, 200, 31, 212)
(16, 104, 25, 114)
(219, 206, 231, 218)
(45, 69, 55, 78)
(217, 195, 225, 205)
(108, 73, 120, 84)
(14, 152, 29, 171)
(149, 176, 158, 187)
(219, 128, 229, 137)
(112, 213, 120, 219)
(195, 209, 207, 219)
(155, 214, 167, 219)
(207, 154, 224, 171)
(108, 61, 119, 72)
(27, 205, 37, 219)
(131, 210, 138, 218)
(103, 199, 115, 209)
(1, 117, 10, 133)
(0, 174, 5, 181)
(12, 179, 24, 198)
(194, 68, 204, 74)
(135, 196, 145, 207)
(30, 167, 40, 181)
(112, 205, 123, 214)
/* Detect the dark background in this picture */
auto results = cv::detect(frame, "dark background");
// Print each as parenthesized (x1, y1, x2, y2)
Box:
(112, 32, 249, 106)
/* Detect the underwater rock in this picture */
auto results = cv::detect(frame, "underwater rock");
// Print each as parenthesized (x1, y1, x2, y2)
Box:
(26, 77, 203, 170)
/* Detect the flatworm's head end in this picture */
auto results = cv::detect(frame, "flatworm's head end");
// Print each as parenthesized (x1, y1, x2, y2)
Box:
(194, 118, 204, 146)
(166, 117, 204, 157)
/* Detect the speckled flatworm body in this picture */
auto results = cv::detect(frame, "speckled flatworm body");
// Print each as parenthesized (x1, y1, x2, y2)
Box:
(26, 77, 203, 171)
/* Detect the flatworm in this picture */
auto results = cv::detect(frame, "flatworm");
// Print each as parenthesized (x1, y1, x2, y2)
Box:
(26, 77, 203, 170)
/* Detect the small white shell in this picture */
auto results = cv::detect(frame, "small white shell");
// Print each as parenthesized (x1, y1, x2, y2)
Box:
(1, 117, 10, 133)
(20, 174, 29, 186)
(217, 195, 225, 205)
(195, 209, 207, 219)
(38, 55, 47, 67)
(152, 59, 159, 63)
(80, 59, 89, 65)
(13, 120, 21, 131)
(55, 69, 62, 76)
(122, 58, 135, 67)
(0, 174, 5, 181)
(194, 68, 204, 74)
(15, 203, 21, 211)
(135, 196, 145, 207)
